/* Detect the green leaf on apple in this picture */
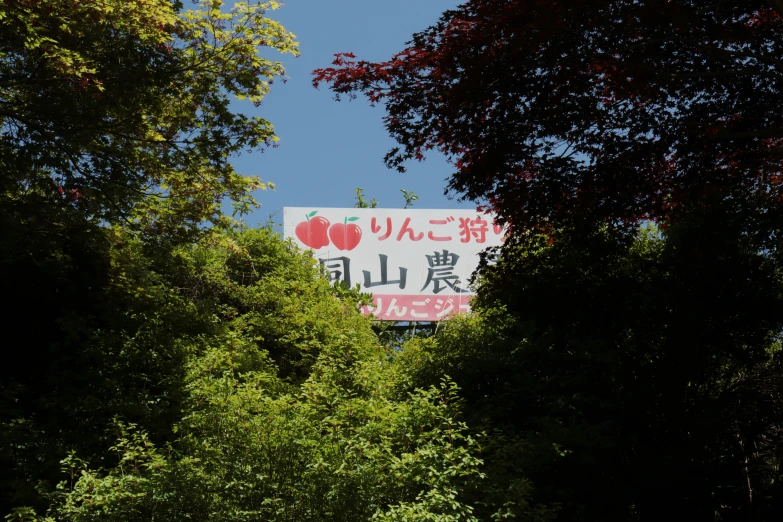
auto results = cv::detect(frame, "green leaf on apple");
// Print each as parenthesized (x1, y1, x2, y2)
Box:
(347, 217, 359, 222)
(307, 211, 318, 218)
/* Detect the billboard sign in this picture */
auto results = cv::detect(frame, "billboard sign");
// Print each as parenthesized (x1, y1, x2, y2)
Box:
(283, 208, 504, 321)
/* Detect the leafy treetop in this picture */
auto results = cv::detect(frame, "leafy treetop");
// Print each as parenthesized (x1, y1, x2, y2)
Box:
(1, 0, 299, 239)
(314, 0, 783, 243)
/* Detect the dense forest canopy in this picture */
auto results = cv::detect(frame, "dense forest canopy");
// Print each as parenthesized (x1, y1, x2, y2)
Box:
(316, 0, 783, 520)
(1, 1, 782, 521)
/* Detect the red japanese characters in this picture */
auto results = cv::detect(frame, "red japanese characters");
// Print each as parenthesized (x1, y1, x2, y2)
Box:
(368, 213, 504, 243)
(329, 216, 362, 251)
(295, 211, 331, 249)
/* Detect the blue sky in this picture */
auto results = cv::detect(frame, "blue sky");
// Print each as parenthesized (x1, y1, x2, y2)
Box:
(230, 0, 468, 227)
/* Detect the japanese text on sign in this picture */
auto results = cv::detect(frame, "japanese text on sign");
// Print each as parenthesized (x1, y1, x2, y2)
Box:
(283, 208, 505, 321)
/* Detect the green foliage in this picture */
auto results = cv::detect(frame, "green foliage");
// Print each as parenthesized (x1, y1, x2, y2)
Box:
(398, 315, 557, 522)
(316, 1, 783, 518)
(15, 296, 483, 521)
(402, 220, 783, 521)
(400, 189, 418, 209)
(1, 1, 302, 512)
(353, 187, 419, 210)
(0, 0, 299, 238)
(3, 225, 486, 519)
(1, 2, 492, 520)
(354, 187, 378, 208)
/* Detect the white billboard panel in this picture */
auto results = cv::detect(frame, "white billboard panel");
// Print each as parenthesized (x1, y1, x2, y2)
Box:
(283, 207, 504, 321)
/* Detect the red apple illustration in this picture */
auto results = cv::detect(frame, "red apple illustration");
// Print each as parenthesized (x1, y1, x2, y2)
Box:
(329, 216, 362, 251)
(295, 211, 330, 249)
